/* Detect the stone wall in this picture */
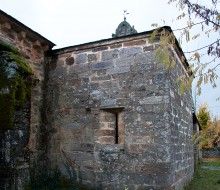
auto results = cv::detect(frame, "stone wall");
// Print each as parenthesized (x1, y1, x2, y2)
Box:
(0, 11, 195, 189)
(0, 102, 30, 189)
(168, 49, 194, 189)
(193, 115, 202, 168)
(0, 12, 53, 189)
(46, 33, 194, 189)
(0, 13, 54, 152)
(202, 148, 220, 158)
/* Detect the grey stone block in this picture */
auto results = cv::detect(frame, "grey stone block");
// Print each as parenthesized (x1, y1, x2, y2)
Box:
(139, 95, 170, 105)
(106, 67, 130, 75)
(88, 54, 97, 62)
(134, 53, 150, 64)
(100, 99, 117, 108)
(115, 57, 134, 67)
(102, 50, 119, 61)
(119, 47, 142, 58)
(75, 54, 88, 64)
(92, 61, 114, 71)
(91, 75, 111, 81)
(90, 90, 102, 100)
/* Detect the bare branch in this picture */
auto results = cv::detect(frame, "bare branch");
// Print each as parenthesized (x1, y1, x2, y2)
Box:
(183, 39, 220, 54)
(195, 63, 220, 78)
(173, 21, 205, 31)
(184, 0, 220, 27)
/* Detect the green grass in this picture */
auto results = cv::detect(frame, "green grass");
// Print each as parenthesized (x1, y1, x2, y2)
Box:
(202, 158, 220, 167)
(184, 159, 220, 190)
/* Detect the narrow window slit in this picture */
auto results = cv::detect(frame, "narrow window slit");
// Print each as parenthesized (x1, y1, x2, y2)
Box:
(100, 107, 124, 145)
(115, 113, 118, 144)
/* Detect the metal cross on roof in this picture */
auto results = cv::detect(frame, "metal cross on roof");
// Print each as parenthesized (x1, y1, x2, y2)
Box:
(123, 10, 129, 21)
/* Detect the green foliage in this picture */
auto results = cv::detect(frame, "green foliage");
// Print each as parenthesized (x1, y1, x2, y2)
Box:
(149, 28, 159, 43)
(203, 118, 220, 148)
(197, 104, 211, 129)
(0, 40, 33, 131)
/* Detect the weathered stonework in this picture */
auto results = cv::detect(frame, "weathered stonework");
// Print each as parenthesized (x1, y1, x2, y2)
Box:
(0, 9, 199, 190)
(0, 103, 30, 189)
(45, 31, 195, 189)
(0, 10, 54, 189)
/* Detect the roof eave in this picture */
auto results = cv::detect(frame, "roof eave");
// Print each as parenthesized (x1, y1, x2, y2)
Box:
(0, 9, 56, 48)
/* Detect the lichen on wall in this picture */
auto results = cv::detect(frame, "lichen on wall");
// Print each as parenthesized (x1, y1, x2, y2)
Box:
(0, 40, 34, 131)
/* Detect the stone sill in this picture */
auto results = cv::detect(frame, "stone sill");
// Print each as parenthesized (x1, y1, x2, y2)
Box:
(95, 144, 124, 153)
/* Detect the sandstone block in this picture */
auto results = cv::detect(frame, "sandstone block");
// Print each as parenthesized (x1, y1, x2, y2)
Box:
(110, 43, 122, 49)
(99, 136, 115, 144)
(143, 44, 159, 52)
(92, 46, 108, 52)
(124, 40, 146, 47)
(99, 129, 115, 136)
(118, 136, 124, 144)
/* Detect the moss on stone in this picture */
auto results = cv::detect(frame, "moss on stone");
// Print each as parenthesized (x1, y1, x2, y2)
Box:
(5, 52, 33, 74)
(0, 40, 33, 131)
(0, 40, 18, 54)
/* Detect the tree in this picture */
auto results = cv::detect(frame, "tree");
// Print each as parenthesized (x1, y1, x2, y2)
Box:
(197, 104, 211, 129)
(208, 117, 220, 148)
(193, 104, 220, 149)
(151, 0, 220, 95)
(194, 117, 220, 149)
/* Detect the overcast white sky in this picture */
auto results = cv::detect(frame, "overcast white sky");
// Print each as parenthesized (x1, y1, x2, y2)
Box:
(0, 0, 219, 117)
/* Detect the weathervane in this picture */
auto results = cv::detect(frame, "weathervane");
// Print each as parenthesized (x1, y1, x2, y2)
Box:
(123, 10, 129, 21)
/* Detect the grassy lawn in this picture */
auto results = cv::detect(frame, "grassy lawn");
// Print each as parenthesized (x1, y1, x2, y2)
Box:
(184, 158, 220, 190)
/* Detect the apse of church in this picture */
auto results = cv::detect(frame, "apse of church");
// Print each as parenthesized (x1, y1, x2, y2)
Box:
(45, 19, 194, 189)
(0, 10, 197, 190)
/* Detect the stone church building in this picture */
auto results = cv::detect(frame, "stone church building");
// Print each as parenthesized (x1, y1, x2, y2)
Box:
(0, 10, 200, 190)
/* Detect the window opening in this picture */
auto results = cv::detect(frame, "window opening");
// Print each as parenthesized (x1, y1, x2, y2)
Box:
(115, 113, 119, 144)
(100, 107, 124, 144)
